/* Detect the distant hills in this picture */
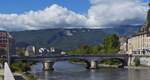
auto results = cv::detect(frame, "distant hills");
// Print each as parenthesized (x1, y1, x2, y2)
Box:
(10, 25, 141, 50)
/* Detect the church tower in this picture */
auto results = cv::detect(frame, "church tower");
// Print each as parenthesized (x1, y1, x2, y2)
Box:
(139, 3, 150, 33)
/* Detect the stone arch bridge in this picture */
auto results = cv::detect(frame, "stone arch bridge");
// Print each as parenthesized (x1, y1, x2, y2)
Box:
(11, 54, 133, 71)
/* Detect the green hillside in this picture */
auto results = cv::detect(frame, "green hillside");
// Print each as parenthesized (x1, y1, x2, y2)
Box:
(10, 29, 107, 50)
(10, 25, 140, 50)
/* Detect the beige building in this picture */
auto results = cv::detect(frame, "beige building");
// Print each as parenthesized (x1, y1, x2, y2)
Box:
(128, 33, 150, 54)
(127, 3, 150, 66)
(128, 3, 150, 55)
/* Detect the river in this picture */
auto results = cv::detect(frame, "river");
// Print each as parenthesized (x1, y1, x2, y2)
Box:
(31, 61, 150, 80)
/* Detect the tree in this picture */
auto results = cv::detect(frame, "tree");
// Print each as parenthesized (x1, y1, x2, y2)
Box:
(67, 44, 93, 55)
(79, 44, 92, 54)
(103, 34, 120, 54)
(16, 48, 26, 56)
(92, 45, 103, 54)
(67, 34, 120, 55)
(0, 48, 7, 57)
(11, 61, 31, 72)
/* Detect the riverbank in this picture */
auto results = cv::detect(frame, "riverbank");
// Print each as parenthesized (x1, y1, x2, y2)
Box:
(125, 66, 150, 69)
(70, 61, 122, 68)
(70, 61, 150, 69)
(98, 64, 122, 68)
(97, 64, 150, 69)
(69, 61, 119, 68)
(14, 72, 37, 80)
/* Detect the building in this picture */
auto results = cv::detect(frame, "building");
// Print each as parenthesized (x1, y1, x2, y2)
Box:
(25, 45, 36, 56)
(128, 3, 150, 54)
(38, 47, 64, 55)
(119, 36, 128, 54)
(127, 3, 150, 66)
(0, 31, 15, 56)
(0, 31, 9, 49)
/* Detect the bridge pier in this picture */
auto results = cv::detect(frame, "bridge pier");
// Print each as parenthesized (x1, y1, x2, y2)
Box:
(128, 56, 135, 66)
(87, 60, 98, 69)
(43, 62, 54, 71)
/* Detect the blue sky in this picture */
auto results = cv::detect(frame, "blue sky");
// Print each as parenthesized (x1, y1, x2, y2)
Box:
(0, 0, 90, 14)
(143, 0, 149, 2)
(0, 0, 148, 31)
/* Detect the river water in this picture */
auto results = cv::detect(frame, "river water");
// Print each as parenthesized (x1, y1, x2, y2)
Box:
(31, 61, 150, 80)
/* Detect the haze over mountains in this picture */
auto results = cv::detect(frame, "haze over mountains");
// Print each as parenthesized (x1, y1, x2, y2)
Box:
(10, 25, 141, 50)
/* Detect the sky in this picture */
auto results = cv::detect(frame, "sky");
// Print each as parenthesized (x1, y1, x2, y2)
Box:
(0, 0, 90, 14)
(0, 0, 149, 31)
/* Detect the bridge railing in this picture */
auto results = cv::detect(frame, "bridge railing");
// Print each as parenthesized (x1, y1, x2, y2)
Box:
(10, 54, 129, 60)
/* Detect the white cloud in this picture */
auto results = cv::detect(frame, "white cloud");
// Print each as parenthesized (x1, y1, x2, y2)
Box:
(0, 4, 87, 31)
(87, 0, 147, 27)
(0, 0, 148, 31)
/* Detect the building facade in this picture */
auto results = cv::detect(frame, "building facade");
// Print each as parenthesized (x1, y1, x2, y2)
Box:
(0, 31, 9, 49)
(127, 3, 150, 66)
(128, 3, 150, 54)
(0, 31, 15, 56)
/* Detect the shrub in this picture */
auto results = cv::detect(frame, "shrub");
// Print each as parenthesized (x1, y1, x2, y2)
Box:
(11, 61, 30, 73)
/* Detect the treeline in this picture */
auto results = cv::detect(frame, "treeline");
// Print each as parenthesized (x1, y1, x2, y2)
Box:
(67, 34, 120, 55)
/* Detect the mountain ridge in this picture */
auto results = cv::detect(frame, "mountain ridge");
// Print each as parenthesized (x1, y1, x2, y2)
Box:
(10, 25, 141, 50)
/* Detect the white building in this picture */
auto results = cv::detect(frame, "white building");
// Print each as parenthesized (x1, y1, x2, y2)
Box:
(25, 45, 36, 56)
(119, 36, 128, 54)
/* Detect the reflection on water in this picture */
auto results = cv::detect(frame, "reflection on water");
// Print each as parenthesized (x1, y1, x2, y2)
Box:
(128, 69, 150, 80)
(31, 61, 150, 80)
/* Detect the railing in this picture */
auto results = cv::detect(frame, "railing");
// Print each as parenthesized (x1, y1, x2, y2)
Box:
(10, 54, 129, 61)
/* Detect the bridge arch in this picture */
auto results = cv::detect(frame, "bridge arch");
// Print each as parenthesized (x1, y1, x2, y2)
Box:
(99, 58, 128, 67)
(55, 58, 91, 69)
(42, 58, 96, 71)
(41, 57, 128, 71)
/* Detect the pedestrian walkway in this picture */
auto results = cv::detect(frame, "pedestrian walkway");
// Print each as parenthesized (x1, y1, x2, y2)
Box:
(0, 69, 4, 80)
(4, 62, 15, 80)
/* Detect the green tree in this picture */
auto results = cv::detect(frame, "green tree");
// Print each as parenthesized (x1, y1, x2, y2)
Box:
(67, 44, 93, 55)
(103, 34, 120, 54)
(0, 48, 7, 57)
(67, 34, 120, 55)
(91, 45, 104, 54)
(79, 44, 92, 54)
(0, 48, 7, 64)
(16, 48, 26, 56)
(11, 61, 30, 72)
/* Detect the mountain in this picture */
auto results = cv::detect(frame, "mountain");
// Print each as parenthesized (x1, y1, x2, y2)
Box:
(11, 29, 107, 50)
(10, 25, 141, 50)
(102, 25, 141, 35)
